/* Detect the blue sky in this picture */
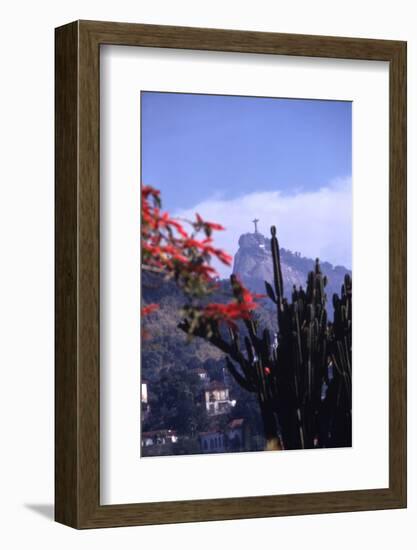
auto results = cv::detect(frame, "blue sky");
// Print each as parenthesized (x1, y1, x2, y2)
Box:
(141, 91, 352, 275)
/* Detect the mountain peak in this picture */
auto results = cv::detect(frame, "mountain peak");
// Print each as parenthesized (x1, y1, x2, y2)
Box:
(238, 231, 267, 246)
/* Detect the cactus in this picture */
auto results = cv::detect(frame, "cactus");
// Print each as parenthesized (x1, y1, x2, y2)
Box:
(179, 226, 352, 450)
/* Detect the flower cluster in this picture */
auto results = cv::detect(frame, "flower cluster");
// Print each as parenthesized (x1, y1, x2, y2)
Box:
(141, 185, 261, 330)
(142, 185, 231, 297)
(201, 277, 263, 328)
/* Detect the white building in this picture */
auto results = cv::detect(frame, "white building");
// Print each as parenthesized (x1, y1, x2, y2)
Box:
(141, 380, 148, 404)
(141, 429, 178, 447)
(193, 367, 209, 382)
(141, 379, 150, 416)
(204, 381, 234, 415)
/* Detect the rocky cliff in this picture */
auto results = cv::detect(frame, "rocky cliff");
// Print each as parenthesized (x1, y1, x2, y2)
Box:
(232, 231, 351, 317)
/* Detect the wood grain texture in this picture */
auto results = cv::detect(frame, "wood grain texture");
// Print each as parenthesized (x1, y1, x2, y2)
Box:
(388, 41, 407, 504)
(55, 20, 407, 529)
(55, 21, 79, 527)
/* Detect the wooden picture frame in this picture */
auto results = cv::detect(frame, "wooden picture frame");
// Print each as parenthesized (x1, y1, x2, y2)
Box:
(55, 20, 407, 528)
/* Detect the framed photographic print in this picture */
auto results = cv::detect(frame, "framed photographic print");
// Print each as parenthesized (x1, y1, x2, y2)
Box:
(55, 20, 407, 528)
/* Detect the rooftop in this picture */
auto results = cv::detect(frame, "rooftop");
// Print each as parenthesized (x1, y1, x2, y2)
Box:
(206, 380, 227, 391)
(228, 418, 244, 429)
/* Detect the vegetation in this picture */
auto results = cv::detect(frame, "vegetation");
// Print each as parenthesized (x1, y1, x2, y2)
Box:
(142, 186, 352, 452)
(179, 227, 352, 450)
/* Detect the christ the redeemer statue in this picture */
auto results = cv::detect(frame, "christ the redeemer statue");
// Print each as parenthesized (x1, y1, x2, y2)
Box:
(252, 218, 259, 234)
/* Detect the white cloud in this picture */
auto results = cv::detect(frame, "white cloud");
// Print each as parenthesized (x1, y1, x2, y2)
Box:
(173, 177, 352, 279)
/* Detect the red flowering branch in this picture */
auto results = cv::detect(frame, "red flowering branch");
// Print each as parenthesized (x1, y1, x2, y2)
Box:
(142, 185, 231, 295)
(141, 185, 261, 332)
(201, 277, 264, 329)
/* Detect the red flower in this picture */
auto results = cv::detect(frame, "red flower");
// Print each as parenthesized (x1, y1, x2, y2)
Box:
(206, 221, 225, 231)
(195, 213, 225, 231)
(216, 250, 233, 266)
(141, 185, 263, 334)
(164, 217, 188, 238)
(141, 303, 159, 316)
(142, 185, 160, 199)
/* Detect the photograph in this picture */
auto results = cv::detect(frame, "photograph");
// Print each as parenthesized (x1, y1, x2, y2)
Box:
(140, 91, 352, 457)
